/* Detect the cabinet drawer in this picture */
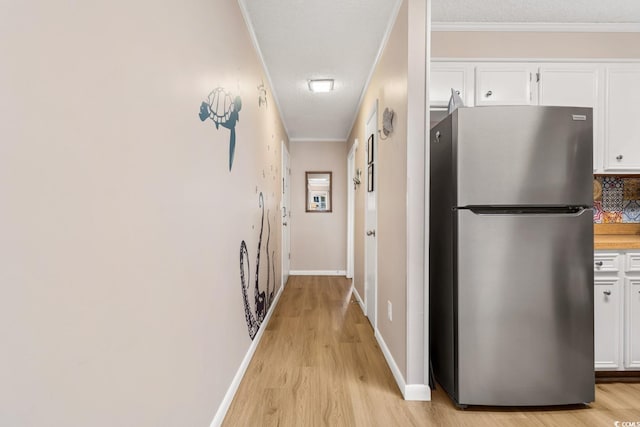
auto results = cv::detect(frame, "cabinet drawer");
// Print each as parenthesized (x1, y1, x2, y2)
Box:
(625, 253, 640, 272)
(594, 253, 620, 273)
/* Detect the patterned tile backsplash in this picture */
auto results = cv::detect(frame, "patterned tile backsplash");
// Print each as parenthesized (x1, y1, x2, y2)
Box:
(594, 176, 640, 223)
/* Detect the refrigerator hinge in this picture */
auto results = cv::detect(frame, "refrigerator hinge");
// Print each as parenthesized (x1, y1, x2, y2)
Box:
(536, 72, 540, 82)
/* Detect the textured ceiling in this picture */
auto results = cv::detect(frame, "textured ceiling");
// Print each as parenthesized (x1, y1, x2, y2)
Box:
(241, 0, 401, 141)
(242, 0, 640, 142)
(432, 0, 640, 23)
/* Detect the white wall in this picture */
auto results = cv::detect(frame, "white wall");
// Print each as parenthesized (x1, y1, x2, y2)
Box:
(290, 141, 347, 273)
(0, 0, 288, 425)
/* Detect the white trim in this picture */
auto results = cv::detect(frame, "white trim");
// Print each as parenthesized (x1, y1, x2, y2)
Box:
(289, 138, 347, 143)
(346, 0, 403, 140)
(375, 329, 405, 396)
(405, 384, 432, 401)
(432, 57, 640, 64)
(431, 22, 640, 33)
(209, 283, 285, 427)
(289, 270, 347, 276)
(424, 0, 432, 395)
(374, 330, 431, 401)
(405, 0, 428, 388)
(351, 282, 366, 314)
(236, 0, 290, 138)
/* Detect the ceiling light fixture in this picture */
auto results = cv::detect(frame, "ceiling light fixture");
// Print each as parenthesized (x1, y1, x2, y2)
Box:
(308, 79, 334, 93)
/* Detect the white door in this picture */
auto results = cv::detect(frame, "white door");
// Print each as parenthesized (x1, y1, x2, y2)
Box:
(364, 103, 378, 327)
(281, 141, 291, 288)
(594, 278, 622, 370)
(538, 64, 601, 172)
(346, 140, 358, 280)
(475, 63, 537, 106)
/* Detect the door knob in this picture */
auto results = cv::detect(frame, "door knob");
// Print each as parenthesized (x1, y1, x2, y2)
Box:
(366, 230, 376, 237)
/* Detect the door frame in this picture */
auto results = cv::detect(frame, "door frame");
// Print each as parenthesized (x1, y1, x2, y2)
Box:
(347, 139, 359, 280)
(364, 100, 378, 327)
(281, 140, 290, 289)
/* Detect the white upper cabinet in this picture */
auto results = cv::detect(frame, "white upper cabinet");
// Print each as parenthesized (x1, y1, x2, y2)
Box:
(604, 65, 640, 172)
(475, 63, 538, 106)
(538, 64, 602, 172)
(430, 63, 475, 108)
(430, 60, 640, 173)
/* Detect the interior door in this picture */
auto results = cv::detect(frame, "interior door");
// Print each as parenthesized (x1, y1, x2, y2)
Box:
(281, 141, 291, 288)
(347, 140, 357, 280)
(364, 104, 378, 327)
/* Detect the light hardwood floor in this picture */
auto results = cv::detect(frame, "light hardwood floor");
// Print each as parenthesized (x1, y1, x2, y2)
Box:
(223, 275, 640, 426)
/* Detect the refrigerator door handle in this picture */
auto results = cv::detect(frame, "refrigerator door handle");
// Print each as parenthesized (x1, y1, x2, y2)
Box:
(463, 207, 591, 217)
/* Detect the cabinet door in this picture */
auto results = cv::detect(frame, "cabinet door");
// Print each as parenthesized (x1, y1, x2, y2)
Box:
(539, 64, 602, 173)
(430, 63, 474, 108)
(604, 65, 640, 171)
(475, 63, 537, 106)
(626, 279, 640, 369)
(594, 278, 623, 370)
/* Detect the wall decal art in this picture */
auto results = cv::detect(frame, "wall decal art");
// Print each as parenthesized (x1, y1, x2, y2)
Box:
(199, 87, 242, 171)
(257, 81, 267, 108)
(239, 192, 276, 340)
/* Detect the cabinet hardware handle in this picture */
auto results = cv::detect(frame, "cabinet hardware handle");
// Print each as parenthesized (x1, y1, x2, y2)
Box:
(455, 90, 461, 95)
(603, 290, 612, 296)
(486, 90, 493, 97)
(595, 261, 604, 267)
(366, 230, 376, 237)
(283, 222, 288, 226)
(616, 154, 623, 161)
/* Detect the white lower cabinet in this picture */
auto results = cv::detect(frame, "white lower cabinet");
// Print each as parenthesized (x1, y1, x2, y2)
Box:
(627, 279, 640, 368)
(594, 278, 622, 369)
(594, 250, 640, 371)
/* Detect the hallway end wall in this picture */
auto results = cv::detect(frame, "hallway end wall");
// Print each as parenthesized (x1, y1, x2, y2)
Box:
(290, 141, 347, 273)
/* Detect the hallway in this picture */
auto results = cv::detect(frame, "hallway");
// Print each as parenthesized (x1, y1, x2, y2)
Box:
(223, 276, 640, 427)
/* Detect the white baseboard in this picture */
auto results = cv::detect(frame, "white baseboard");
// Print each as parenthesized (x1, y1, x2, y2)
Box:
(289, 270, 346, 276)
(351, 284, 365, 314)
(374, 330, 431, 402)
(404, 384, 431, 401)
(210, 285, 284, 427)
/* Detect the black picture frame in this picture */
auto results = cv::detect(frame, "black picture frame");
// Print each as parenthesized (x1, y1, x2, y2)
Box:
(367, 134, 374, 165)
(367, 164, 374, 192)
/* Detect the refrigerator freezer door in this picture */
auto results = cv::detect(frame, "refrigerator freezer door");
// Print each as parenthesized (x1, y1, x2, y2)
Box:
(456, 208, 594, 406)
(455, 106, 593, 207)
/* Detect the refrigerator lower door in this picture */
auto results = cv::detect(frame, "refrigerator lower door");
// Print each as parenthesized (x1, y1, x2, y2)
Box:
(456, 209, 594, 406)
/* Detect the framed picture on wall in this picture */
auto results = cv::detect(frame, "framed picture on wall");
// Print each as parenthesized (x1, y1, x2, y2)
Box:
(367, 134, 374, 165)
(367, 163, 374, 192)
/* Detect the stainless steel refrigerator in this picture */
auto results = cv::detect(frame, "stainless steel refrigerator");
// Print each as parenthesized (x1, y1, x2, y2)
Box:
(429, 106, 594, 407)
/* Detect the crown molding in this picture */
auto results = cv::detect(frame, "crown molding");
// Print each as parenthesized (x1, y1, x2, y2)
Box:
(289, 138, 346, 143)
(431, 22, 640, 33)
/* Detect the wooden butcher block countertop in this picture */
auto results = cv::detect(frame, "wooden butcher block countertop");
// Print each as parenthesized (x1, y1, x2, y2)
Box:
(594, 224, 640, 250)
